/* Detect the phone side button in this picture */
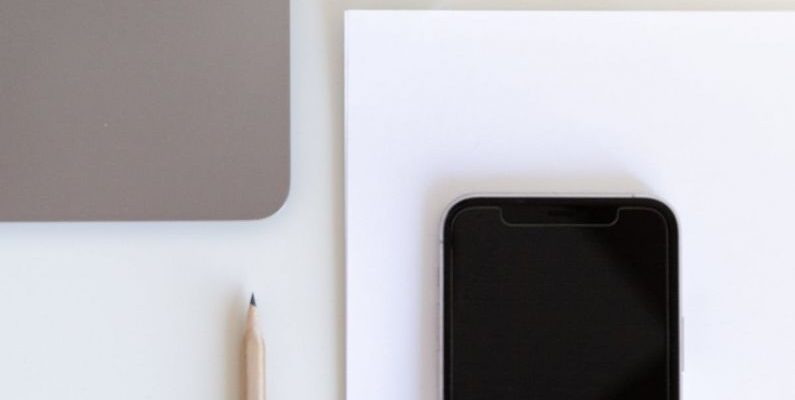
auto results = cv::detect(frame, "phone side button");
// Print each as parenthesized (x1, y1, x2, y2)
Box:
(680, 316, 685, 373)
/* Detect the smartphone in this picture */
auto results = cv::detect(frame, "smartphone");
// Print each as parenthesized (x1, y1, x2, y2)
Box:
(442, 196, 679, 400)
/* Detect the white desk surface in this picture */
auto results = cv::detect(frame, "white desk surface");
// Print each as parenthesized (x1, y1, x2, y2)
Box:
(1, 1, 793, 400)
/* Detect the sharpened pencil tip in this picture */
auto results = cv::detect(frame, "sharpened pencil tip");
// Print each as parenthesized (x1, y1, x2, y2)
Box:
(250, 293, 257, 307)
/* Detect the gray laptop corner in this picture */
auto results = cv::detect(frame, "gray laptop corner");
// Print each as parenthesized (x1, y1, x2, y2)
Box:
(0, 0, 290, 221)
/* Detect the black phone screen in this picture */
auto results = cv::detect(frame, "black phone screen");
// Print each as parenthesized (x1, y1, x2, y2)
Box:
(443, 197, 678, 400)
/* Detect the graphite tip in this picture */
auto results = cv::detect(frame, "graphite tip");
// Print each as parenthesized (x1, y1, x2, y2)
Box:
(250, 293, 257, 307)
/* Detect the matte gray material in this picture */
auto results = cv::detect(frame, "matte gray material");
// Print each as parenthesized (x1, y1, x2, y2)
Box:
(0, 0, 290, 220)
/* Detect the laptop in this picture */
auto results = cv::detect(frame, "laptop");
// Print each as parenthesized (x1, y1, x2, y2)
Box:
(0, 0, 289, 220)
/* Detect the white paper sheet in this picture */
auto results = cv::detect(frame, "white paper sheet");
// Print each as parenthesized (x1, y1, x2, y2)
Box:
(345, 11, 795, 400)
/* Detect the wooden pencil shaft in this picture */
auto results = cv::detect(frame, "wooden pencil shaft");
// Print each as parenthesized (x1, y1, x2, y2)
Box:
(244, 305, 265, 400)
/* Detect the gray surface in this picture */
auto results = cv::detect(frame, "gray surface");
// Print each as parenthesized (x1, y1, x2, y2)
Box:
(0, 0, 289, 220)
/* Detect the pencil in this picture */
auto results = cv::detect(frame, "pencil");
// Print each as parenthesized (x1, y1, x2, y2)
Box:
(244, 293, 265, 400)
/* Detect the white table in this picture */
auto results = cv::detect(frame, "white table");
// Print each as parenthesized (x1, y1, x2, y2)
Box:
(0, 1, 791, 399)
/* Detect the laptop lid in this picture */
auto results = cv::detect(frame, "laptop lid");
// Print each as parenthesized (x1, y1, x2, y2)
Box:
(0, 0, 289, 220)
